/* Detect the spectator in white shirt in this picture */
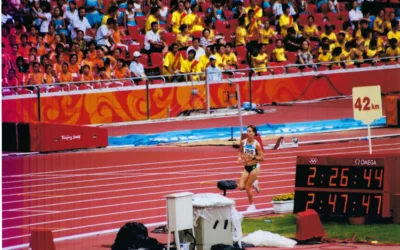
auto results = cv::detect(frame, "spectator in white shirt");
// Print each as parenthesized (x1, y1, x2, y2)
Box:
(144, 21, 167, 53)
(349, 1, 363, 29)
(1, 3, 14, 24)
(72, 7, 95, 40)
(31, 1, 52, 34)
(186, 38, 205, 60)
(63, 1, 79, 25)
(96, 18, 116, 47)
(273, 0, 283, 17)
(206, 55, 222, 82)
(129, 51, 146, 83)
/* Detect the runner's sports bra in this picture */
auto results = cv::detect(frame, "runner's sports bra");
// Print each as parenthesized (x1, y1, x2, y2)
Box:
(243, 139, 257, 155)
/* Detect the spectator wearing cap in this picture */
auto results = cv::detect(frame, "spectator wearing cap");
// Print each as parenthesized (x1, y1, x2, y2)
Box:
(387, 20, 400, 44)
(180, 49, 201, 81)
(245, 0, 263, 19)
(145, 7, 160, 33)
(129, 51, 146, 82)
(206, 55, 222, 82)
(144, 21, 167, 54)
(187, 38, 205, 60)
(171, 1, 186, 34)
(72, 7, 95, 40)
(96, 18, 116, 48)
(182, 4, 204, 34)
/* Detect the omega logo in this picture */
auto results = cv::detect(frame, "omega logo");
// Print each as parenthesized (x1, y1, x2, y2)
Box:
(309, 158, 318, 165)
(355, 158, 377, 166)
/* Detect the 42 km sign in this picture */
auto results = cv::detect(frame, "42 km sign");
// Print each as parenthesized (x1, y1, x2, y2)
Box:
(352, 86, 383, 154)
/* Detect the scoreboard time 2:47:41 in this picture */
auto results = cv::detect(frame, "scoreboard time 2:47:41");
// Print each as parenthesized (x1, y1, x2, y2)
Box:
(294, 155, 400, 219)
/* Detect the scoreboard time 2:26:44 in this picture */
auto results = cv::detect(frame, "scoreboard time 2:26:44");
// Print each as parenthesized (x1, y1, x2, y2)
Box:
(294, 156, 392, 219)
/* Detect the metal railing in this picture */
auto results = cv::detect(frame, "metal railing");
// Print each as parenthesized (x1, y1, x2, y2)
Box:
(2, 56, 399, 122)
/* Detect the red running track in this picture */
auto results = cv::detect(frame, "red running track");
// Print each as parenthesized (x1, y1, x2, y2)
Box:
(2, 137, 400, 249)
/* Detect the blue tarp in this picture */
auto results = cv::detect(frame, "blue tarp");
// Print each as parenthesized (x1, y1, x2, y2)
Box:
(108, 117, 386, 147)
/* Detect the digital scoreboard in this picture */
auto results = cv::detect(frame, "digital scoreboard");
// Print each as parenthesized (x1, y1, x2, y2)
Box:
(294, 155, 400, 219)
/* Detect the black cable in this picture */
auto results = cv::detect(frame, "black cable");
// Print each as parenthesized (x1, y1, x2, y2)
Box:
(184, 230, 196, 250)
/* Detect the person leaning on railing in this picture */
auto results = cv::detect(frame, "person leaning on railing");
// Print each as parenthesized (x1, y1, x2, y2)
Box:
(162, 43, 182, 82)
(206, 55, 222, 82)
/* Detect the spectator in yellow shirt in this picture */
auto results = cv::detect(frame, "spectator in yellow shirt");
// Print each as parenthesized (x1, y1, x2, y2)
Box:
(252, 44, 269, 74)
(223, 43, 238, 69)
(320, 24, 337, 44)
(246, 9, 261, 40)
(303, 15, 319, 41)
(235, 17, 249, 47)
(182, 4, 204, 34)
(373, 9, 385, 35)
(163, 43, 182, 80)
(258, 19, 275, 45)
(364, 39, 379, 63)
(246, 0, 263, 19)
(272, 39, 287, 62)
(180, 49, 201, 81)
(279, 5, 293, 38)
(387, 20, 400, 44)
(171, 1, 186, 33)
(386, 38, 400, 62)
(318, 44, 332, 66)
(145, 7, 160, 33)
(176, 24, 191, 50)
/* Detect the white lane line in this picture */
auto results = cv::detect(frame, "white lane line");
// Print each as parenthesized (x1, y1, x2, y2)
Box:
(3, 141, 398, 179)
(2, 170, 294, 199)
(1, 163, 296, 191)
(4, 209, 60, 213)
(3, 173, 291, 212)
(2, 185, 288, 231)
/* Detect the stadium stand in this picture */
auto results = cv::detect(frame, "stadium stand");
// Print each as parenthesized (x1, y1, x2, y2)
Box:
(1, 0, 400, 95)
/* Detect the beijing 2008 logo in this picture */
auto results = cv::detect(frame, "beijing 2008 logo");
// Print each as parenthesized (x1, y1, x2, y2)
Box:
(309, 158, 318, 165)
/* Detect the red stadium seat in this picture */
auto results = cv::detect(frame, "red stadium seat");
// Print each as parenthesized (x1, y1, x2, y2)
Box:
(192, 30, 202, 39)
(3, 90, 16, 96)
(136, 34, 145, 48)
(136, 16, 147, 30)
(138, 54, 151, 68)
(301, 67, 314, 72)
(228, 19, 239, 30)
(271, 67, 285, 75)
(17, 89, 33, 95)
(260, 71, 272, 76)
(386, 61, 399, 65)
(287, 67, 300, 73)
(236, 46, 247, 60)
(215, 20, 229, 30)
(48, 86, 63, 92)
(151, 79, 165, 84)
(286, 52, 297, 63)
(177, 50, 187, 60)
(331, 65, 342, 70)
(128, 26, 142, 37)
(201, 2, 212, 12)
(345, 64, 356, 69)
(360, 63, 372, 68)
(78, 84, 92, 90)
(317, 66, 330, 71)
(150, 53, 164, 70)
(108, 82, 123, 88)
(164, 32, 177, 45)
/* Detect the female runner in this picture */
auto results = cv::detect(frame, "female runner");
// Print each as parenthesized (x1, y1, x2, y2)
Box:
(237, 125, 264, 212)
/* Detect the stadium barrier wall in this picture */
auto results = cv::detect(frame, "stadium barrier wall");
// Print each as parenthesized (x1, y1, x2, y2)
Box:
(2, 65, 400, 126)
(2, 122, 108, 152)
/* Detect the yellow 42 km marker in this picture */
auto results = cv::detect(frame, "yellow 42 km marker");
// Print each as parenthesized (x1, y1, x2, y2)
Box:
(352, 86, 383, 154)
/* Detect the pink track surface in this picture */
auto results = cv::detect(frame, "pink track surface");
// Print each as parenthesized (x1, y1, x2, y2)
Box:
(3, 136, 400, 249)
(2, 98, 400, 249)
